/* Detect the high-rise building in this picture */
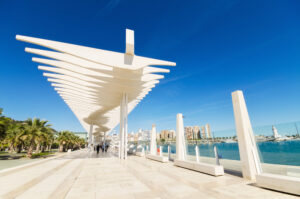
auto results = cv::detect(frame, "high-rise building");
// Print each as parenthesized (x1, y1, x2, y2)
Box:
(160, 130, 167, 140)
(193, 126, 200, 139)
(141, 129, 151, 141)
(200, 126, 206, 139)
(160, 129, 175, 140)
(134, 133, 139, 142)
(205, 124, 212, 138)
(170, 130, 175, 139)
(157, 132, 161, 140)
(131, 129, 151, 142)
(184, 126, 194, 140)
(128, 132, 135, 142)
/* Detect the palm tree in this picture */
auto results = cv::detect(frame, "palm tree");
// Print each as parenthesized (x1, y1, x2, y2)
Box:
(0, 108, 12, 141)
(57, 131, 86, 152)
(57, 131, 72, 152)
(43, 129, 55, 152)
(4, 122, 25, 153)
(23, 118, 52, 158)
(35, 126, 54, 153)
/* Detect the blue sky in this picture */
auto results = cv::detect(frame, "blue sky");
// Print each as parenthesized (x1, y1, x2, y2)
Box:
(1, 0, 300, 136)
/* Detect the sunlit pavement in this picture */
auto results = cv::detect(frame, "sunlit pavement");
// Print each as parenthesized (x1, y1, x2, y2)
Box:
(0, 149, 297, 199)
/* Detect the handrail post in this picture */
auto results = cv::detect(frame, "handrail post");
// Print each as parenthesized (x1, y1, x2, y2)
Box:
(195, 145, 200, 163)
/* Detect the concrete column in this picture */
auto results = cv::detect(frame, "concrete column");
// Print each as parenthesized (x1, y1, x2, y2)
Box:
(91, 134, 95, 152)
(126, 29, 134, 55)
(232, 90, 262, 180)
(195, 145, 199, 163)
(119, 94, 124, 159)
(119, 93, 128, 159)
(168, 145, 171, 160)
(176, 113, 186, 160)
(214, 146, 220, 166)
(124, 93, 128, 159)
(159, 146, 163, 156)
(88, 124, 93, 149)
(118, 141, 121, 158)
(103, 132, 106, 152)
(150, 124, 157, 155)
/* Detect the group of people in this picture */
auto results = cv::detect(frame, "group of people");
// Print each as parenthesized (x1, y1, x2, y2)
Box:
(95, 143, 109, 154)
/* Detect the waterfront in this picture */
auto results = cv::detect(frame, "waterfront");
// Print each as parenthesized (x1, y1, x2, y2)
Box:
(159, 140, 300, 166)
(1, 150, 297, 199)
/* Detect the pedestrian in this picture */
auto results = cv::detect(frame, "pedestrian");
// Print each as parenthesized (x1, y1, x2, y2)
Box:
(96, 144, 100, 154)
(102, 143, 105, 152)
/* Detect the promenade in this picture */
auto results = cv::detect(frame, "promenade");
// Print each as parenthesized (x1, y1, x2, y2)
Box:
(0, 150, 297, 199)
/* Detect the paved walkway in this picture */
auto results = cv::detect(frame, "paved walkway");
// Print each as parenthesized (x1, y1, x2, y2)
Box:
(0, 150, 298, 199)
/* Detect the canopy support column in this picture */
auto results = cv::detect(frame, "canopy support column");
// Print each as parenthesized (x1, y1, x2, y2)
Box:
(176, 113, 186, 161)
(150, 124, 157, 155)
(119, 93, 128, 159)
(103, 132, 106, 151)
(232, 90, 262, 180)
(88, 124, 94, 155)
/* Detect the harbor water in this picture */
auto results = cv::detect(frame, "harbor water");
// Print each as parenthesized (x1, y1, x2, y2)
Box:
(160, 140, 300, 166)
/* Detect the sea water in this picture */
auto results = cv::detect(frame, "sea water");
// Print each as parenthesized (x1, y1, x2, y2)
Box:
(160, 140, 300, 166)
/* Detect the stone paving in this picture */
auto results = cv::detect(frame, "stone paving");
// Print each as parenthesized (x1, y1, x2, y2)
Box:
(0, 150, 298, 199)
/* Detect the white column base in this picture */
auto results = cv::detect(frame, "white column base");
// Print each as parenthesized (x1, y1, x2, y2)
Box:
(256, 173, 300, 195)
(174, 159, 224, 176)
(146, 154, 169, 163)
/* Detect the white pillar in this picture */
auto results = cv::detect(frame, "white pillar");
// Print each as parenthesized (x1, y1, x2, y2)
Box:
(150, 124, 157, 155)
(92, 134, 96, 147)
(124, 93, 128, 159)
(103, 132, 106, 152)
(232, 90, 262, 180)
(214, 146, 220, 166)
(195, 145, 199, 163)
(168, 145, 171, 160)
(119, 95, 124, 159)
(126, 29, 134, 55)
(176, 113, 186, 160)
(119, 93, 128, 159)
(118, 141, 121, 158)
(88, 124, 93, 149)
(159, 146, 163, 156)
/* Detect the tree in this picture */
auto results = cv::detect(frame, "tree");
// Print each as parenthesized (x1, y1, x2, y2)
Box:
(57, 131, 72, 152)
(4, 122, 25, 153)
(35, 125, 55, 153)
(23, 118, 52, 158)
(0, 108, 86, 155)
(43, 130, 55, 152)
(57, 131, 86, 152)
(0, 108, 13, 141)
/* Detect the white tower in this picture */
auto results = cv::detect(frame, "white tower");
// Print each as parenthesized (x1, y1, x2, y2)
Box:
(272, 125, 281, 139)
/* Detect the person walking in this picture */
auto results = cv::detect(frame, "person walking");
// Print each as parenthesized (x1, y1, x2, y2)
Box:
(96, 144, 100, 154)
(102, 143, 105, 153)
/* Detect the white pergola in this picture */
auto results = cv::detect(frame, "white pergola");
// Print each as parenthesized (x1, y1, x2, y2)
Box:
(16, 29, 175, 159)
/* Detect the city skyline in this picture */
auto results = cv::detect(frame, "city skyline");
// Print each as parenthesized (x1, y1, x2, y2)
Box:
(125, 119, 300, 138)
(1, 1, 300, 137)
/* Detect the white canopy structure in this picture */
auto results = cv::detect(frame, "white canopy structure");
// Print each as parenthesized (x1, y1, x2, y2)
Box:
(16, 29, 175, 159)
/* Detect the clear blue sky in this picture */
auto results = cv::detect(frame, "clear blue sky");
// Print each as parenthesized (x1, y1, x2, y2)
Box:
(1, 0, 300, 136)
